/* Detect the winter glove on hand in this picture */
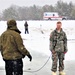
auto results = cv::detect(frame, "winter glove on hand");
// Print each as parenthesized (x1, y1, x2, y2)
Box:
(27, 54, 32, 61)
(22, 55, 25, 58)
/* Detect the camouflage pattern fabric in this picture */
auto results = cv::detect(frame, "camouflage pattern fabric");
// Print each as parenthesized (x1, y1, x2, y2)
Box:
(51, 52, 64, 72)
(50, 28, 68, 72)
(50, 29, 68, 53)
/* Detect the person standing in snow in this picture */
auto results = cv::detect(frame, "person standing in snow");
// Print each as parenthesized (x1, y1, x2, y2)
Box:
(50, 21, 68, 75)
(24, 21, 29, 34)
(0, 19, 32, 75)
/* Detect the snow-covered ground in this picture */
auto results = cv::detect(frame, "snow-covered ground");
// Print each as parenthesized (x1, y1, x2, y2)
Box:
(0, 20, 75, 69)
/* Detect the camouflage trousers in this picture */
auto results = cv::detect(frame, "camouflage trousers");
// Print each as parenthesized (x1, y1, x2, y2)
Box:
(4, 59, 23, 75)
(51, 52, 64, 72)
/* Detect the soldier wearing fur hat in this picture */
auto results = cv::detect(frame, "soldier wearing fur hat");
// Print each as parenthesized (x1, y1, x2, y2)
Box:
(50, 21, 68, 75)
(0, 19, 32, 75)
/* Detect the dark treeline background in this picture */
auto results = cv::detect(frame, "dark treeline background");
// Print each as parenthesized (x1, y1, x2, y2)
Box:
(0, 0, 75, 20)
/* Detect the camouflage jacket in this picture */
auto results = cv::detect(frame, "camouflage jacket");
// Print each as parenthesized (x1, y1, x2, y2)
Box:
(50, 28, 68, 53)
(0, 26, 30, 60)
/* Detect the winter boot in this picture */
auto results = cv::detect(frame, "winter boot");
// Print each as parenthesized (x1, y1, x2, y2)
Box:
(52, 71, 57, 75)
(59, 71, 65, 75)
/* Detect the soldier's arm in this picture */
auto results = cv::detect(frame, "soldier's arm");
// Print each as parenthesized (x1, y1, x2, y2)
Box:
(64, 32, 68, 53)
(50, 32, 54, 52)
(15, 34, 30, 56)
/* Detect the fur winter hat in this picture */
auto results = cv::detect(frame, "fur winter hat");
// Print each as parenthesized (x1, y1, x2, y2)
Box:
(7, 19, 21, 34)
(7, 19, 16, 27)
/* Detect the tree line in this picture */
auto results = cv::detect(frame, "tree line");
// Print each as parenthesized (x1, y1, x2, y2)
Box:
(0, 0, 75, 20)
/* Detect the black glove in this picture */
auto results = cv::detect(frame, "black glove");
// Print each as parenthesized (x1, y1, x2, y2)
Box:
(27, 54, 32, 61)
(22, 55, 25, 58)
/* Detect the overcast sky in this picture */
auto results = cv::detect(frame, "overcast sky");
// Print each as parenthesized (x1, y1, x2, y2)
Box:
(0, 0, 75, 11)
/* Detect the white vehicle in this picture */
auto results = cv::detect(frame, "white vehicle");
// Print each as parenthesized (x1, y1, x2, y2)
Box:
(43, 12, 67, 20)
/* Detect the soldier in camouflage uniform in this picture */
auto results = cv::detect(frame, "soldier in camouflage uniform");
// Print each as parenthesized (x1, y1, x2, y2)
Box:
(0, 19, 32, 75)
(50, 21, 68, 75)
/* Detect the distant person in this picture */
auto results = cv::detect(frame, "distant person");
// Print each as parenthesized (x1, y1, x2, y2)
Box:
(50, 21, 68, 75)
(0, 19, 32, 75)
(24, 21, 29, 34)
